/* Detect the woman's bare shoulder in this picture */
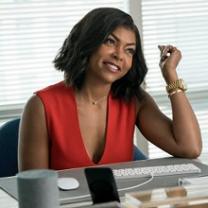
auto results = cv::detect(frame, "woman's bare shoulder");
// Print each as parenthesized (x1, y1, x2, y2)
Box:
(26, 94, 42, 106)
(21, 94, 45, 123)
(135, 89, 156, 113)
(24, 94, 43, 111)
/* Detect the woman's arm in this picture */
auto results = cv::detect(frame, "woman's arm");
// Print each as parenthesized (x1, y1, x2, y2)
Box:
(18, 95, 49, 171)
(136, 45, 202, 158)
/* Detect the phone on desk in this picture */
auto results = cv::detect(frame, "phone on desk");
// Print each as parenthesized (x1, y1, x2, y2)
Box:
(84, 167, 120, 204)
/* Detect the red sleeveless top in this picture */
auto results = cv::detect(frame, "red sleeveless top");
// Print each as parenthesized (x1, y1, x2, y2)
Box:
(36, 82, 137, 170)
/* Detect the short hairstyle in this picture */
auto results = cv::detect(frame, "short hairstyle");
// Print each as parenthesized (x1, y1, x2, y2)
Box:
(54, 7, 148, 101)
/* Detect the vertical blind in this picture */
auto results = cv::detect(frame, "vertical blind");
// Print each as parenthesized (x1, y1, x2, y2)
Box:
(0, 0, 127, 121)
(140, 0, 208, 158)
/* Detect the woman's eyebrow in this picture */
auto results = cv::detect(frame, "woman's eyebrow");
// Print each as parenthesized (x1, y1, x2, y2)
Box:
(110, 33, 136, 47)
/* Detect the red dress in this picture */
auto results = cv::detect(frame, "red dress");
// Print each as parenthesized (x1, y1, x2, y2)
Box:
(36, 82, 137, 170)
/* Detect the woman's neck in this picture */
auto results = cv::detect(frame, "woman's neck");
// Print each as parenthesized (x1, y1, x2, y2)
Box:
(76, 82, 111, 105)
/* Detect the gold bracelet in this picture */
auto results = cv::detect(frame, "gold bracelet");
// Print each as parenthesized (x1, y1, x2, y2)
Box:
(168, 89, 183, 98)
(166, 79, 187, 93)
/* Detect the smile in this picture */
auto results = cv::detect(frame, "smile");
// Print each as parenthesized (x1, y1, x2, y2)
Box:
(103, 61, 121, 72)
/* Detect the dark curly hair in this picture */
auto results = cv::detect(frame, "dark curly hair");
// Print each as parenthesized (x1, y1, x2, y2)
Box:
(53, 7, 148, 102)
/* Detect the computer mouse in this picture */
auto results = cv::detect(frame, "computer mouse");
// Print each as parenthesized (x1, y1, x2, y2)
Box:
(57, 177, 80, 190)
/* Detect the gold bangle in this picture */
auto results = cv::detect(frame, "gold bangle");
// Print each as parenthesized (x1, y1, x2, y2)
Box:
(166, 79, 187, 93)
(168, 89, 183, 98)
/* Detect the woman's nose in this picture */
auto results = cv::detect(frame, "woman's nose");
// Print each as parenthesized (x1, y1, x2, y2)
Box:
(112, 46, 123, 61)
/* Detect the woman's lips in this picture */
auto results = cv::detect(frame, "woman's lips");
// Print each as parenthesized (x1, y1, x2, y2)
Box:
(103, 61, 121, 72)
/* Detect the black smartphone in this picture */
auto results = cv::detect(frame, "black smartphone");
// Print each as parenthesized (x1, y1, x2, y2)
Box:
(84, 167, 120, 204)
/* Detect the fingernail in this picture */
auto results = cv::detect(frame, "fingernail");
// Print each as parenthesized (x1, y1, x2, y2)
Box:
(158, 45, 162, 50)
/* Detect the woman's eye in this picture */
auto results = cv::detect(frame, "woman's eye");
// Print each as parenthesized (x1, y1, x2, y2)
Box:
(104, 37, 115, 45)
(126, 48, 135, 56)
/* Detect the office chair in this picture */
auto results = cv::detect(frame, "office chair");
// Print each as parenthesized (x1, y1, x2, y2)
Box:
(133, 145, 148, 161)
(0, 118, 147, 177)
(0, 118, 20, 177)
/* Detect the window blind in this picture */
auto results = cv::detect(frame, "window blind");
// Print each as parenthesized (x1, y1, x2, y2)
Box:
(140, 0, 208, 158)
(0, 0, 127, 122)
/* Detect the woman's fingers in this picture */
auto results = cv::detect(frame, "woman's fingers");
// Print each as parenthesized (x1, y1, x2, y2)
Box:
(158, 45, 182, 71)
(158, 45, 179, 62)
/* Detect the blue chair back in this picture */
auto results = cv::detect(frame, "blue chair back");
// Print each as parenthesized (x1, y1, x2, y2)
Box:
(133, 145, 148, 160)
(0, 118, 20, 177)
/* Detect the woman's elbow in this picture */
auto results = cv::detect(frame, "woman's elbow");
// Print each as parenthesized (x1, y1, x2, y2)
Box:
(182, 144, 202, 159)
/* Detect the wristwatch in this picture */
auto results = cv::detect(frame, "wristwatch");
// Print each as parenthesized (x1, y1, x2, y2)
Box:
(166, 79, 187, 93)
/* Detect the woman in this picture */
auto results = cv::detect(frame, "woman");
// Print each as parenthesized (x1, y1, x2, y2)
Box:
(18, 7, 202, 171)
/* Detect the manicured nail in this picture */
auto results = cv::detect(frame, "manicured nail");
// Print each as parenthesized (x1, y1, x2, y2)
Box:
(158, 45, 163, 50)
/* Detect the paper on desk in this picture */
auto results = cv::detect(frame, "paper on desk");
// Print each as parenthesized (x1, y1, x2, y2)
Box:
(0, 188, 18, 208)
(178, 176, 208, 186)
(124, 184, 208, 208)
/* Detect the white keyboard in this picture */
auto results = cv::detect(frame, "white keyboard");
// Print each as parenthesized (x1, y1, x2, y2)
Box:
(113, 163, 201, 179)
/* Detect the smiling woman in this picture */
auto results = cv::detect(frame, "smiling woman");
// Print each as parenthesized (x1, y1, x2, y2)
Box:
(18, 7, 202, 172)
(87, 26, 136, 86)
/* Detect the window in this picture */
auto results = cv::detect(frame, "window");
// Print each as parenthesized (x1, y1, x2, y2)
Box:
(0, 0, 128, 123)
(139, 0, 208, 158)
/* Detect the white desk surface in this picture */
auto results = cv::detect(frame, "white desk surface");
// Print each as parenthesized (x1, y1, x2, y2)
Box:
(1, 156, 208, 208)
(0, 188, 17, 208)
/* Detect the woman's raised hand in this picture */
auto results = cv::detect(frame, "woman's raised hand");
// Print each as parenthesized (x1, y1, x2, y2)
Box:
(158, 45, 182, 83)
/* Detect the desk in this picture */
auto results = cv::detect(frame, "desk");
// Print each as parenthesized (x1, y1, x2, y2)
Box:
(1, 157, 208, 208)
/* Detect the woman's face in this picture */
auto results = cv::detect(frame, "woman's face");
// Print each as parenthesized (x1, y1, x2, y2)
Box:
(86, 26, 136, 85)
